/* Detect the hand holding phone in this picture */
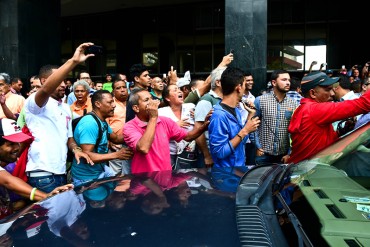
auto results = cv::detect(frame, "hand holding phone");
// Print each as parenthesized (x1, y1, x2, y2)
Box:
(242, 100, 256, 110)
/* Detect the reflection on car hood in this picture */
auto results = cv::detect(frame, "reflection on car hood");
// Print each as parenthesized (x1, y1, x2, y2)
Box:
(309, 122, 370, 166)
(0, 169, 241, 247)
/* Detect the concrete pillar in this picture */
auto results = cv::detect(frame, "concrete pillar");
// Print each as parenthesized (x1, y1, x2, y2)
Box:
(225, 0, 267, 96)
(0, 0, 61, 82)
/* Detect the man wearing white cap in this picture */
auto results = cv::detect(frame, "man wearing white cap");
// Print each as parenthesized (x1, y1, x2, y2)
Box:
(177, 71, 192, 99)
(288, 71, 370, 164)
(0, 118, 73, 203)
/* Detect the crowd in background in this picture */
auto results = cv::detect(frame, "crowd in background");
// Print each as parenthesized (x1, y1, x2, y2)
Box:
(1, 42, 370, 216)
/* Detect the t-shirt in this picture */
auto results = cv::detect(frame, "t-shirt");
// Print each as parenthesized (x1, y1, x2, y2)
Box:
(123, 116, 187, 173)
(71, 114, 112, 181)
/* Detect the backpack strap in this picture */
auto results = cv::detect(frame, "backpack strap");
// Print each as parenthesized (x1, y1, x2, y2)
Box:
(86, 112, 104, 152)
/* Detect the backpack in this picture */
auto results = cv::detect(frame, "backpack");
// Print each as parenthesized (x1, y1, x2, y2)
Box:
(67, 112, 103, 162)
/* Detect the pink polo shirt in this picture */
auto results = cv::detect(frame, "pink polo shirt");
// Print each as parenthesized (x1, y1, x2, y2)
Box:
(123, 116, 187, 173)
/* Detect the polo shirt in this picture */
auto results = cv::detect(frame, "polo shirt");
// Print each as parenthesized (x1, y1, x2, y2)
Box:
(24, 93, 73, 174)
(123, 116, 187, 173)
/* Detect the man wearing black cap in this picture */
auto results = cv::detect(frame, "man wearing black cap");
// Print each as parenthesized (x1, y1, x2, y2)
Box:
(288, 71, 370, 164)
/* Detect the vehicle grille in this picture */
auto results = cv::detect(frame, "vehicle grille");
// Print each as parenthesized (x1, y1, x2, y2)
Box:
(236, 205, 273, 247)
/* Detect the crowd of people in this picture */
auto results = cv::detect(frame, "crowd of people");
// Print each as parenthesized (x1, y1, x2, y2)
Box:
(1, 42, 370, 216)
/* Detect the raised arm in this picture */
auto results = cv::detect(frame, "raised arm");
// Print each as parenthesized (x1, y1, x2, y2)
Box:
(197, 53, 234, 97)
(0, 94, 17, 120)
(136, 99, 160, 154)
(35, 42, 95, 107)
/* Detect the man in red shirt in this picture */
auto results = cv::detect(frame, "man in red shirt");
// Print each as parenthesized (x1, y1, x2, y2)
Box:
(288, 71, 370, 164)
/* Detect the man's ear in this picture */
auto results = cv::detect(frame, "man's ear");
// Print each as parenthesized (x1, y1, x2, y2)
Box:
(308, 88, 316, 99)
(132, 105, 139, 113)
(236, 83, 243, 93)
(271, 80, 276, 87)
(215, 79, 221, 87)
(94, 100, 102, 110)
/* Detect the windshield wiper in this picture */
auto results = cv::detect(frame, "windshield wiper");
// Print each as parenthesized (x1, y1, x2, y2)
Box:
(275, 187, 314, 247)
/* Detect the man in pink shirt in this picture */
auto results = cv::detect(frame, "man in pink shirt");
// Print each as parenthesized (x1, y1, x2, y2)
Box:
(123, 88, 211, 173)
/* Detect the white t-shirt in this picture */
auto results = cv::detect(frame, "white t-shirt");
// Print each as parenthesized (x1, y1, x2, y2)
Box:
(158, 103, 195, 155)
(24, 93, 73, 174)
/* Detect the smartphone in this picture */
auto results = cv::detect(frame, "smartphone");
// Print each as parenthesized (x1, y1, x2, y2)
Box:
(230, 49, 235, 54)
(85, 45, 103, 55)
(342, 65, 345, 69)
(242, 100, 256, 110)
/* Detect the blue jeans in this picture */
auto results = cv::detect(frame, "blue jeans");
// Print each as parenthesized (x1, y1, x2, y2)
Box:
(27, 174, 67, 193)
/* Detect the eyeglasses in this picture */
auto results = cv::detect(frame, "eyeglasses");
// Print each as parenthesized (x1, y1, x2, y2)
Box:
(81, 77, 91, 80)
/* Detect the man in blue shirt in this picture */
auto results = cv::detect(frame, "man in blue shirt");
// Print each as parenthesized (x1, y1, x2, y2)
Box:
(71, 90, 133, 185)
(208, 67, 260, 192)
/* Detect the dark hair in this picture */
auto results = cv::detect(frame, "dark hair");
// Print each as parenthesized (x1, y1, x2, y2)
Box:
(162, 85, 175, 106)
(114, 73, 126, 81)
(38, 65, 58, 79)
(94, 81, 103, 86)
(0, 137, 6, 146)
(243, 70, 252, 77)
(270, 69, 289, 81)
(78, 70, 90, 79)
(338, 74, 351, 90)
(91, 90, 111, 110)
(220, 67, 245, 96)
(11, 77, 21, 85)
(112, 78, 127, 90)
(289, 77, 301, 91)
(129, 64, 148, 82)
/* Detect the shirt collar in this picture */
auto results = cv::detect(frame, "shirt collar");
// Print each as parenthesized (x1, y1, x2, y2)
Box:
(133, 115, 161, 127)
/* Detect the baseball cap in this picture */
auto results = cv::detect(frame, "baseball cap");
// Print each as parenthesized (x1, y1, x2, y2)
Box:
(326, 69, 333, 75)
(301, 71, 339, 93)
(0, 118, 31, 143)
(177, 71, 191, 88)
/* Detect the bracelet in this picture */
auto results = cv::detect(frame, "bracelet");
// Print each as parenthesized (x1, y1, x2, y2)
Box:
(236, 134, 243, 141)
(72, 147, 82, 153)
(30, 187, 37, 201)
